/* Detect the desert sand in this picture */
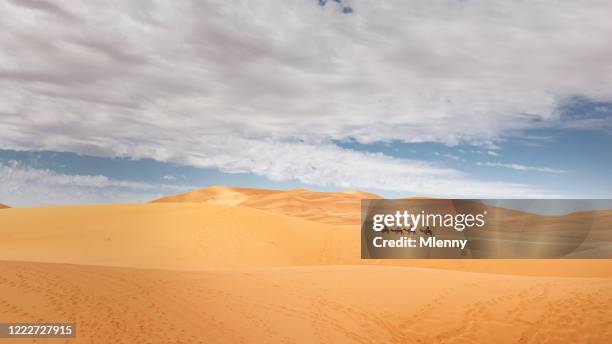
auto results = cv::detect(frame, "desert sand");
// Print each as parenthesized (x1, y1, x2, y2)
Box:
(153, 186, 381, 225)
(2, 261, 611, 344)
(1, 187, 612, 343)
(0, 203, 8, 209)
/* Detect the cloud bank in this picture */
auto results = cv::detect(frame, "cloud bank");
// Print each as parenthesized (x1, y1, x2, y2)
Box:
(0, 160, 191, 207)
(1, 0, 610, 197)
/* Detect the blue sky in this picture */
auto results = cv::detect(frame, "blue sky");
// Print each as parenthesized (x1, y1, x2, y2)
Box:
(0, 1, 611, 206)
(2, 105, 610, 207)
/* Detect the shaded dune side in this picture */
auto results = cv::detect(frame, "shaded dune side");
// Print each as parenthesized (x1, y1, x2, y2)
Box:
(0, 203, 9, 209)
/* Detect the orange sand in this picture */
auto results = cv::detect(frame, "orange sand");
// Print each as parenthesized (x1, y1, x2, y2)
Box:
(1, 187, 611, 343)
(1, 261, 611, 343)
(153, 186, 381, 225)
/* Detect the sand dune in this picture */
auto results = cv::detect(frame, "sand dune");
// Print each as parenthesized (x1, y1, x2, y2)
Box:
(0, 203, 8, 209)
(0, 203, 346, 270)
(2, 187, 612, 343)
(153, 186, 382, 225)
(1, 202, 612, 277)
(1, 261, 611, 344)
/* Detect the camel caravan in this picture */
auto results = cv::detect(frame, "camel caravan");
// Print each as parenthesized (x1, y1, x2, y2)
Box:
(380, 225, 434, 237)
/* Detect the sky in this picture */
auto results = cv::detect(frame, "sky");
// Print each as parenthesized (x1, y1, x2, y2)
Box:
(1, 0, 611, 207)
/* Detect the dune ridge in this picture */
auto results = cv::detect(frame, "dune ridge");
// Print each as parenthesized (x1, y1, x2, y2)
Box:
(0, 203, 9, 209)
(153, 186, 382, 225)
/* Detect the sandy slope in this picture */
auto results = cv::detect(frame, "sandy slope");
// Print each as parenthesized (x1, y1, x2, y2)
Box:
(1, 203, 612, 276)
(0, 203, 8, 209)
(1, 261, 611, 344)
(0, 203, 344, 270)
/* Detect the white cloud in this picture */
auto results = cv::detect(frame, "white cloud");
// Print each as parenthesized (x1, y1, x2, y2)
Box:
(0, 0, 609, 197)
(162, 175, 176, 180)
(164, 137, 553, 197)
(0, 161, 192, 207)
(476, 161, 565, 174)
(487, 150, 500, 157)
(434, 152, 465, 162)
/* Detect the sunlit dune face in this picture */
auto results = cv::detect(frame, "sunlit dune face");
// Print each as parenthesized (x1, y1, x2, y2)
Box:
(152, 186, 383, 225)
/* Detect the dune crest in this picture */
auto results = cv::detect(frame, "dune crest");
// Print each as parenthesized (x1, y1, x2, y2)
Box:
(153, 186, 382, 225)
(0, 203, 9, 209)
